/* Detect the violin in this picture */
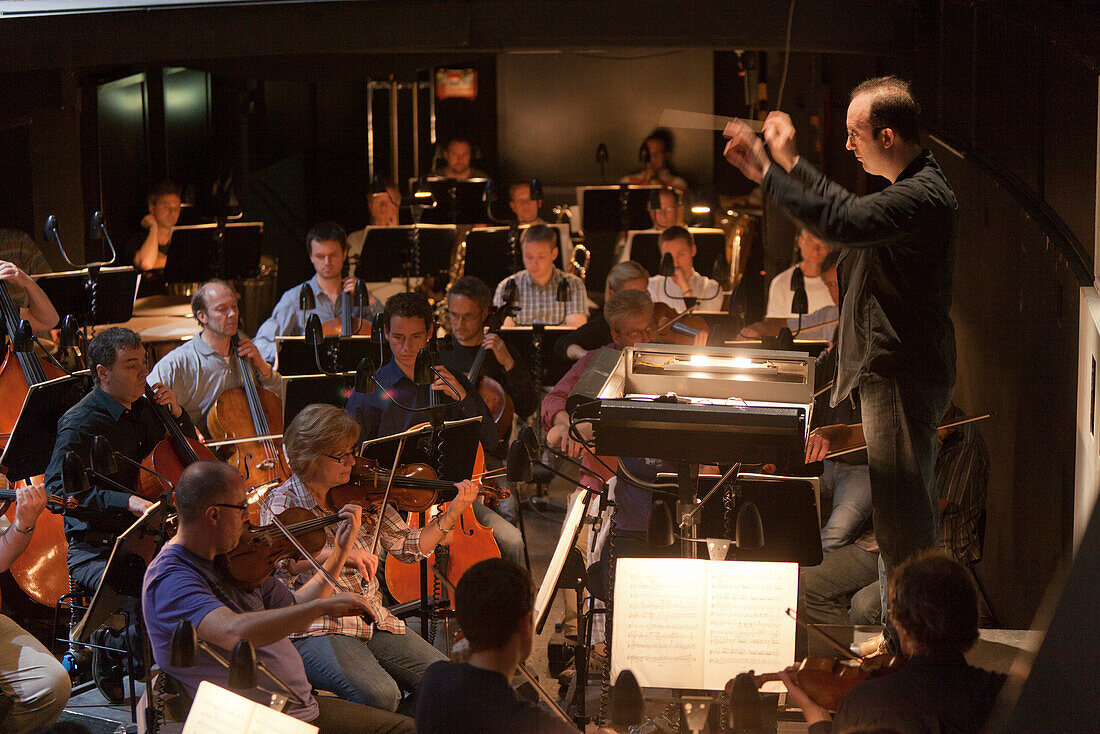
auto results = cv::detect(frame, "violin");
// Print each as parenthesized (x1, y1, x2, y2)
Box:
(0, 487, 77, 515)
(207, 335, 292, 488)
(139, 384, 219, 498)
(327, 456, 509, 514)
(223, 506, 343, 588)
(747, 653, 906, 712)
(465, 301, 518, 443)
(652, 301, 710, 346)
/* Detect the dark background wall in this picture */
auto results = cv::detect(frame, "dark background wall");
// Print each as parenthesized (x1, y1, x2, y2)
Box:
(0, 0, 1096, 627)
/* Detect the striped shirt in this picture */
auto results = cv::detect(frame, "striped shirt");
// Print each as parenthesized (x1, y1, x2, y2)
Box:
(493, 268, 586, 326)
(260, 474, 426, 639)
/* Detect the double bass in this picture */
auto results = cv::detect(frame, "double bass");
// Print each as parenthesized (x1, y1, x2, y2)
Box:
(464, 300, 518, 443)
(207, 335, 292, 489)
(322, 273, 371, 337)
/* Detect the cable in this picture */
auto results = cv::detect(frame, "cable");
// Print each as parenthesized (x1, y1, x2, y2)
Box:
(775, 0, 797, 112)
(597, 518, 617, 725)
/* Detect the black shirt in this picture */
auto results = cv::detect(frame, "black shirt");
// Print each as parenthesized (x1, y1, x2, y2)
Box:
(554, 309, 611, 362)
(762, 151, 957, 405)
(416, 662, 575, 734)
(45, 385, 195, 541)
(437, 335, 540, 421)
(809, 653, 1006, 734)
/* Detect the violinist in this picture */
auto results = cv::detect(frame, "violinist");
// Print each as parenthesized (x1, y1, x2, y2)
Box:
(646, 226, 723, 311)
(260, 405, 478, 715)
(44, 326, 195, 701)
(142, 460, 414, 733)
(148, 279, 282, 437)
(345, 292, 525, 568)
(0, 482, 70, 732)
(555, 260, 650, 362)
(781, 552, 1006, 733)
(253, 222, 382, 365)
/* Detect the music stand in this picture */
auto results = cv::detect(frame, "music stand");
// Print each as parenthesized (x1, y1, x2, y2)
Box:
(622, 228, 727, 278)
(500, 326, 576, 386)
(276, 335, 378, 377)
(164, 221, 263, 283)
(33, 267, 140, 327)
(0, 373, 93, 481)
(282, 374, 350, 426)
(463, 224, 572, 291)
(354, 225, 457, 282)
(577, 185, 662, 232)
(414, 178, 492, 225)
(358, 416, 483, 485)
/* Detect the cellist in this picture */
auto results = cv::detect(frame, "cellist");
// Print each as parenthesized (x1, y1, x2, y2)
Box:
(148, 279, 283, 437)
(259, 404, 480, 714)
(44, 326, 194, 702)
(344, 291, 525, 568)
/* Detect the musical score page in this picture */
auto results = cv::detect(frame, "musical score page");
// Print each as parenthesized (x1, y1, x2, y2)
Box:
(182, 681, 318, 734)
(611, 558, 796, 691)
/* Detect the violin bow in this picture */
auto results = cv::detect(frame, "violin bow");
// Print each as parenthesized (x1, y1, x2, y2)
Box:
(785, 608, 860, 661)
(366, 435, 407, 556)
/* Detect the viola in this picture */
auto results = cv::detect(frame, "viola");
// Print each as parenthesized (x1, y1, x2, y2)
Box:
(327, 456, 509, 515)
(139, 384, 220, 498)
(464, 300, 518, 443)
(652, 301, 710, 346)
(223, 506, 343, 588)
(207, 335, 292, 489)
(748, 652, 906, 712)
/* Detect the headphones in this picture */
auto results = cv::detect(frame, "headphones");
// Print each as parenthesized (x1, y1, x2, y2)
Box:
(638, 141, 650, 164)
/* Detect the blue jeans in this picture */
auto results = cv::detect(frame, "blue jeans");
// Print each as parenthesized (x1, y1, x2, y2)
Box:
(471, 501, 525, 568)
(819, 460, 873, 553)
(293, 630, 446, 714)
(799, 543, 880, 626)
(859, 375, 950, 637)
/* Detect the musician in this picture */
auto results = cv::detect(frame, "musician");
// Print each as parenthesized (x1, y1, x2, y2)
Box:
(555, 260, 649, 362)
(724, 76, 957, 651)
(492, 224, 587, 328)
(142, 460, 414, 733)
(648, 187, 685, 231)
(345, 292, 525, 567)
(765, 229, 835, 319)
(44, 326, 194, 700)
(0, 257, 59, 333)
(741, 249, 840, 340)
(418, 558, 611, 734)
(647, 225, 724, 311)
(621, 128, 689, 193)
(0, 483, 70, 732)
(507, 181, 544, 225)
(253, 222, 382, 365)
(132, 180, 183, 272)
(148, 279, 282, 437)
(431, 136, 487, 180)
(347, 179, 402, 266)
(259, 406, 481, 714)
(0, 228, 51, 277)
(782, 552, 1006, 734)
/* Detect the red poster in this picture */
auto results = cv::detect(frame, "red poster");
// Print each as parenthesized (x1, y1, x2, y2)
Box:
(435, 68, 478, 100)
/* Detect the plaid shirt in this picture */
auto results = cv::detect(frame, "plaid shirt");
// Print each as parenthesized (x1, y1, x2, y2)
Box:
(260, 474, 427, 639)
(493, 268, 586, 326)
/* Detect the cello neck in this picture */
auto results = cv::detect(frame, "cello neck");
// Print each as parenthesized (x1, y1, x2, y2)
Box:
(341, 287, 353, 338)
(144, 384, 200, 466)
(0, 281, 47, 385)
(231, 335, 272, 436)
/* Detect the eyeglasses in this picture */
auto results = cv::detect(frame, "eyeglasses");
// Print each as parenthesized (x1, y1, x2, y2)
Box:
(618, 325, 657, 342)
(212, 502, 249, 516)
(324, 451, 356, 463)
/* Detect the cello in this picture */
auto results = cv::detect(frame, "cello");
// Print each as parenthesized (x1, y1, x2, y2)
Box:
(322, 274, 371, 337)
(207, 335, 292, 489)
(464, 300, 518, 443)
(139, 384, 219, 498)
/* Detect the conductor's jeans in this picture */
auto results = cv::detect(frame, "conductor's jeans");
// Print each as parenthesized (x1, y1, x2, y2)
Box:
(859, 375, 950, 634)
(0, 614, 71, 733)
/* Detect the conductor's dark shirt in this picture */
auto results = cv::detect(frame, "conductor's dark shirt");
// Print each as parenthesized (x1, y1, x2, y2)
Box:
(45, 386, 195, 542)
(808, 653, 1006, 734)
(762, 151, 957, 405)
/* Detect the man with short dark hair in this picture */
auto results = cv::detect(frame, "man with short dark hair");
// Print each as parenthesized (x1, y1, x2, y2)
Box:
(783, 552, 1005, 733)
(133, 181, 183, 272)
(149, 279, 282, 436)
(725, 75, 957, 651)
(417, 558, 603, 734)
(621, 128, 688, 193)
(647, 225, 723, 311)
(143, 461, 414, 733)
(253, 222, 382, 364)
(493, 225, 587, 328)
(432, 137, 487, 180)
(507, 181, 544, 225)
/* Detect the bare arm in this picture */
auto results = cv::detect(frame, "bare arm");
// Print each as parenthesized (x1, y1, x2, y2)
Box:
(292, 503, 361, 603)
(196, 592, 371, 650)
(0, 261, 59, 332)
(133, 218, 167, 271)
(0, 484, 47, 573)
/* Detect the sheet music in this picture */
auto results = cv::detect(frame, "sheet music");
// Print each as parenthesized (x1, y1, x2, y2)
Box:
(611, 558, 796, 691)
(183, 681, 317, 734)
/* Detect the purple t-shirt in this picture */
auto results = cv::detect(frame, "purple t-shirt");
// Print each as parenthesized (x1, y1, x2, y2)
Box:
(141, 543, 319, 722)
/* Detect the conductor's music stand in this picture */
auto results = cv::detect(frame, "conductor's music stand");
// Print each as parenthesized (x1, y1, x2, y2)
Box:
(0, 372, 93, 481)
(164, 221, 264, 283)
(354, 225, 457, 283)
(414, 178, 492, 225)
(276, 335, 378, 377)
(33, 267, 140, 330)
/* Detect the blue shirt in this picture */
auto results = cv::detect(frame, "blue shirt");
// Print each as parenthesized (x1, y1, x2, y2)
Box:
(253, 275, 383, 365)
(142, 543, 319, 722)
(345, 358, 499, 453)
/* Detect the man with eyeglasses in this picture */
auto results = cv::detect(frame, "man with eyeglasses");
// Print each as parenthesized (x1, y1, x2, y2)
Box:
(142, 460, 414, 733)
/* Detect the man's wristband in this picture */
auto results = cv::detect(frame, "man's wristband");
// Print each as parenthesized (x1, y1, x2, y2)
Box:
(13, 520, 34, 535)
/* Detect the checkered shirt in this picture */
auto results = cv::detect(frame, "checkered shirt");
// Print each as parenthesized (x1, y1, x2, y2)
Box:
(260, 474, 427, 639)
(493, 268, 586, 326)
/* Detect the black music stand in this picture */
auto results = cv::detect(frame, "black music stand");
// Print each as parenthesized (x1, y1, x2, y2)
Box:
(0, 373, 93, 481)
(354, 225, 456, 283)
(34, 267, 140, 328)
(276, 335, 378, 377)
(415, 178, 492, 225)
(282, 374, 350, 425)
(164, 221, 263, 283)
(579, 185, 662, 232)
(500, 326, 575, 387)
(463, 227, 522, 291)
(624, 229, 727, 278)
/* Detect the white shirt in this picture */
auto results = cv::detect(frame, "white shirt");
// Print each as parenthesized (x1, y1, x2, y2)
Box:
(765, 265, 833, 319)
(647, 271, 724, 311)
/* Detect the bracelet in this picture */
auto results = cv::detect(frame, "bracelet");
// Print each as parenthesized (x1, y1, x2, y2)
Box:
(435, 516, 455, 534)
(13, 521, 34, 535)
